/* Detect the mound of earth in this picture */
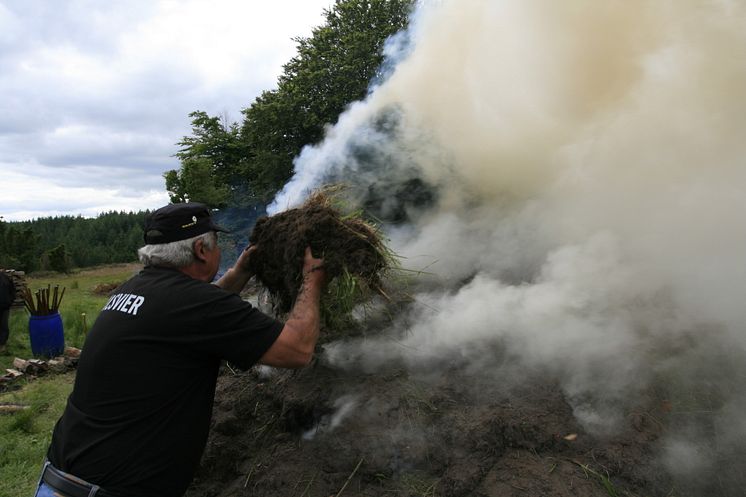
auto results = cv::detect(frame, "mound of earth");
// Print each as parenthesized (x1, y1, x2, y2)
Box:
(92, 282, 120, 295)
(184, 358, 726, 497)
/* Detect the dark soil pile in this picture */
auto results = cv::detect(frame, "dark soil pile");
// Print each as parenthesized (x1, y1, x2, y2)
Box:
(248, 191, 390, 314)
(185, 360, 699, 497)
(92, 282, 120, 295)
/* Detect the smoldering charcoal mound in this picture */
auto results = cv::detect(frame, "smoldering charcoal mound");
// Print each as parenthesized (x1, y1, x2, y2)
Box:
(190, 0, 746, 494)
(187, 364, 690, 497)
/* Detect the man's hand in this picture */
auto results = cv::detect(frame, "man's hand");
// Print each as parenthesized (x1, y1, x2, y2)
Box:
(214, 244, 258, 293)
(236, 244, 258, 277)
(302, 247, 326, 283)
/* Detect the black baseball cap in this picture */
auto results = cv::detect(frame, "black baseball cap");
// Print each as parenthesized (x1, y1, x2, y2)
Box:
(143, 202, 229, 244)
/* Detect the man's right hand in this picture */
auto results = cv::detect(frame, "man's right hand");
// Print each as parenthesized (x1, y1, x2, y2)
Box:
(302, 247, 326, 285)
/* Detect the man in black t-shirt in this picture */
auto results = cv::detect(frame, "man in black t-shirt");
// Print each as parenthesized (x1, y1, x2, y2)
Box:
(36, 203, 327, 497)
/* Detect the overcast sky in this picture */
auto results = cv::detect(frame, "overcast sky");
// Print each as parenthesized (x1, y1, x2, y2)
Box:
(0, 0, 332, 221)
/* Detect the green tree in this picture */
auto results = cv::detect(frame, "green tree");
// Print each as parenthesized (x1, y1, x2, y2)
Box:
(241, 0, 413, 200)
(166, 111, 242, 206)
(0, 219, 39, 271)
(46, 244, 71, 273)
(165, 157, 230, 206)
(167, 0, 414, 207)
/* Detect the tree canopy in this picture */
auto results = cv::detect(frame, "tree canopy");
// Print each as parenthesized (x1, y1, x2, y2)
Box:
(167, 0, 414, 207)
(0, 220, 38, 271)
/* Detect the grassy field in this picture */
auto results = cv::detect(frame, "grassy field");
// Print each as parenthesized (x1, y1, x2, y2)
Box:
(1, 263, 141, 370)
(0, 374, 75, 496)
(0, 263, 141, 496)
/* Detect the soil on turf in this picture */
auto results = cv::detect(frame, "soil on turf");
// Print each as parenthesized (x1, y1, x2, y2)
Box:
(248, 192, 389, 314)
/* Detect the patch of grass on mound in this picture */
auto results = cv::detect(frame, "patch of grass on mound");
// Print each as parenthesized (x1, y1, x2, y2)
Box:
(248, 188, 399, 333)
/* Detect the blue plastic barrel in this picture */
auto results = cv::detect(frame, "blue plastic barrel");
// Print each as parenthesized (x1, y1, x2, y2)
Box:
(29, 312, 65, 358)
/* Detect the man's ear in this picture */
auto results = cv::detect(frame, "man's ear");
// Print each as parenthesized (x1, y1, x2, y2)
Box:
(193, 238, 208, 263)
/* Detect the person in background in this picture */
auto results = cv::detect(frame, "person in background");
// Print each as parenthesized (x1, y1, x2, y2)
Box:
(0, 269, 16, 354)
(35, 202, 327, 497)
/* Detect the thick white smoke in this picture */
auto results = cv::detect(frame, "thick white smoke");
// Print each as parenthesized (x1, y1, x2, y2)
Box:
(272, 0, 746, 476)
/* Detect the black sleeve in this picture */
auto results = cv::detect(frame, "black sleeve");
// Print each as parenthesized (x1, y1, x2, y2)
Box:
(188, 289, 284, 370)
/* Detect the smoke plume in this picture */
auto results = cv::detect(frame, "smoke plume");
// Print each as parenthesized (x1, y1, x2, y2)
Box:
(272, 0, 746, 484)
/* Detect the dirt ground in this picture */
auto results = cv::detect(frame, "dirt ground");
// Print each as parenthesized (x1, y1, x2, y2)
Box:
(184, 357, 707, 497)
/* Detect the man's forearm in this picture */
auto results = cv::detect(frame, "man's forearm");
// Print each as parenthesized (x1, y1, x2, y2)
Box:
(280, 271, 324, 364)
(256, 246, 326, 368)
(214, 267, 253, 294)
(257, 271, 324, 368)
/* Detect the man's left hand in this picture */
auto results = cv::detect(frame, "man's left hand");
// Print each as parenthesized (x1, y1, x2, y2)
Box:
(235, 244, 258, 277)
(214, 244, 258, 293)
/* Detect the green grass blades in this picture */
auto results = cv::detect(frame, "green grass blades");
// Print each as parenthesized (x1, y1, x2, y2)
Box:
(0, 374, 75, 496)
(0, 264, 139, 495)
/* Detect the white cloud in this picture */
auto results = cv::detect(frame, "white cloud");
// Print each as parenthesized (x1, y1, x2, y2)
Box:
(0, 0, 332, 221)
(0, 161, 170, 220)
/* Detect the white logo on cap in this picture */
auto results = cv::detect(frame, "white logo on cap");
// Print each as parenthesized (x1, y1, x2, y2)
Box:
(181, 215, 198, 229)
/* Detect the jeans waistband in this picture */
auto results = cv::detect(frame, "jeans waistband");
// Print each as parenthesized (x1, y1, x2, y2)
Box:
(40, 461, 118, 497)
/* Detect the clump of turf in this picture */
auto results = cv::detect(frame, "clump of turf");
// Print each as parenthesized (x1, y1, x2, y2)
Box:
(248, 188, 396, 324)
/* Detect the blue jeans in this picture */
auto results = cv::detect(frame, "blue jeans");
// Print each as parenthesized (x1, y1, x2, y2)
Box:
(34, 482, 61, 497)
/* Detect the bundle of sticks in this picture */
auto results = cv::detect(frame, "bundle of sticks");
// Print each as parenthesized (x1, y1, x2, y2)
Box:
(22, 285, 65, 316)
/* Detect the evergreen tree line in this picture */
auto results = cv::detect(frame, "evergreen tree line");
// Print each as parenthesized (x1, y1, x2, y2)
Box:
(166, 0, 414, 209)
(0, 211, 146, 273)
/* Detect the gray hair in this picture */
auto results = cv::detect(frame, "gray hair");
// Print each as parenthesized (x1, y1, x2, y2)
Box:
(137, 231, 217, 268)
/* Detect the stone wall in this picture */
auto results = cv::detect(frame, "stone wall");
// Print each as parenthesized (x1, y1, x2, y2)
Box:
(2, 269, 27, 308)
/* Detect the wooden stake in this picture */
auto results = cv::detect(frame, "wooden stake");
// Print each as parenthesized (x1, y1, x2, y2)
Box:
(0, 404, 30, 414)
(57, 287, 66, 311)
